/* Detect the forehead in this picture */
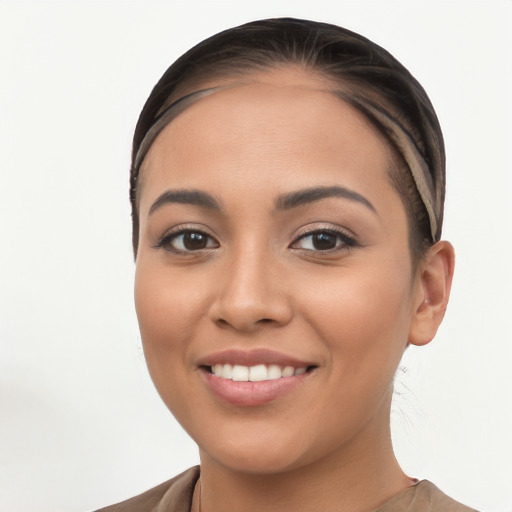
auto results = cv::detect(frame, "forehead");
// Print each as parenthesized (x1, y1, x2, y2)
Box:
(139, 69, 395, 198)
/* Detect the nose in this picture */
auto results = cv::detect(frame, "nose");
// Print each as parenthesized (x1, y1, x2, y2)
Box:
(208, 246, 293, 332)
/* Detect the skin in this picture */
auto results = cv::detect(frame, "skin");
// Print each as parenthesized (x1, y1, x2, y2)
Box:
(134, 69, 454, 512)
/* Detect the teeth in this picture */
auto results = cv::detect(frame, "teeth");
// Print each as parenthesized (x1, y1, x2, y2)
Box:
(211, 363, 308, 381)
(232, 365, 249, 381)
(249, 364, 267, 382)
(267, 364, 281, 380)
(282, 366, 294, 377)
(221, 363, 233, 379)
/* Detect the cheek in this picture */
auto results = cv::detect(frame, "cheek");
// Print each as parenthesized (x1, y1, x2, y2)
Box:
(135, 262, 205, 341)
(296, 261, 413, 373)
(134, 262, 208, 393)
(133, 261, 219, 431)
(291, 263, 414, 439)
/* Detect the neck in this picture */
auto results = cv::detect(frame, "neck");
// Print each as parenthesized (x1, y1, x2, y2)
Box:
(195, 415, 412, 512)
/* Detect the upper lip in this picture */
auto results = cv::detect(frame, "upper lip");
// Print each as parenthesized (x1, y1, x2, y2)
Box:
(197, 349, 316, 368)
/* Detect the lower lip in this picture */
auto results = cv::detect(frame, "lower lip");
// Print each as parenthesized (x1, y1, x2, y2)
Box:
(201, 369, 310, 406)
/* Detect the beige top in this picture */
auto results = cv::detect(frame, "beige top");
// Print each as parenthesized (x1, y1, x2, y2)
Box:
(95, 466, 478, 512)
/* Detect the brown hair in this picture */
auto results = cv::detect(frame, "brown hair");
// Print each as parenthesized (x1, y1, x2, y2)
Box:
(130, 18, 445, 259)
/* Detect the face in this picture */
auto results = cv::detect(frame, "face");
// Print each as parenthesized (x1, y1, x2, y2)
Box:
(134, 70, 424, 475)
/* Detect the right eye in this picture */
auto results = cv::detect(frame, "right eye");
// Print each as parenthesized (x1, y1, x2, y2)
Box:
(157, 229, 219, 253)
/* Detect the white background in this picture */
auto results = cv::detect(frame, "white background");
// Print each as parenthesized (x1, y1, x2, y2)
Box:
(1, 1, 511, 511)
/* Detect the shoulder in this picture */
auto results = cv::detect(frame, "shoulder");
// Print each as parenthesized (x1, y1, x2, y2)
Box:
(377, 480, 479, 512)
(94, 466, 200, 512)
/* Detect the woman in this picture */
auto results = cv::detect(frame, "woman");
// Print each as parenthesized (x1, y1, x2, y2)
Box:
(98, 18, 476, 512)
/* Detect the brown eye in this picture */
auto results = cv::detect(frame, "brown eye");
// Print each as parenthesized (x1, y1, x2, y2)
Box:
(291, 229, 356, 252)
(159, 230, 219, 252)
(183, 232, 209, 250)
(311, 232, 337, 250)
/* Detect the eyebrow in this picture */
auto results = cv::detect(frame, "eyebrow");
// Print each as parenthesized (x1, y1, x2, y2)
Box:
(275, 186, 377, 214)
(149, 189, 221, 215)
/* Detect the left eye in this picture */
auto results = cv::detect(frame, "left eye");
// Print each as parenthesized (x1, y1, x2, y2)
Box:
(160, 230, 219, 252)
(292, 230, 353, 251)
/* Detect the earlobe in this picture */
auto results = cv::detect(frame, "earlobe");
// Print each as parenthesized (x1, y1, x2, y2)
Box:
(408, 241, 455, 346)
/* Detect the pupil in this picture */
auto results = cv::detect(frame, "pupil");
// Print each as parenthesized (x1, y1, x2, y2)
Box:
(313, 232, 336, 250)
(184, 232, 207, 250)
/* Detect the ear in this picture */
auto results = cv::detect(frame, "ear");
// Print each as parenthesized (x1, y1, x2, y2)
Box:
(408, 241, 455, 346)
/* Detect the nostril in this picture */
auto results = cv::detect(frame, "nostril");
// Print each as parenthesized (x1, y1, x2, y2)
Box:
(214, 316, 277, 330)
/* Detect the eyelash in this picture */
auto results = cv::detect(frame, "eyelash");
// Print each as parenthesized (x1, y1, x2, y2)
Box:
(290, 228, 357, 253)
(155, 226, 357, 254)
(155, 227, 219, 253)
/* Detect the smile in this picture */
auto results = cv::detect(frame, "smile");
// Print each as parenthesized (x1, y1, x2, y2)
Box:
(210, 363, 308, 381)
(198, 349, 317, 406)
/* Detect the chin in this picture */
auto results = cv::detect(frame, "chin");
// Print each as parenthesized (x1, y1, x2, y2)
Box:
(194, 419, 344, 477)
(201, 444, 307, 476)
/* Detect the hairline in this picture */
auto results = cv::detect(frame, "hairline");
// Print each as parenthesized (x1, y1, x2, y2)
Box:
(133, 65, 431, 263)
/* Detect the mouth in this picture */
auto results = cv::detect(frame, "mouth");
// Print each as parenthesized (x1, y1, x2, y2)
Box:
(197, 349, 318, 406)
(204, 363, 313, 381)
